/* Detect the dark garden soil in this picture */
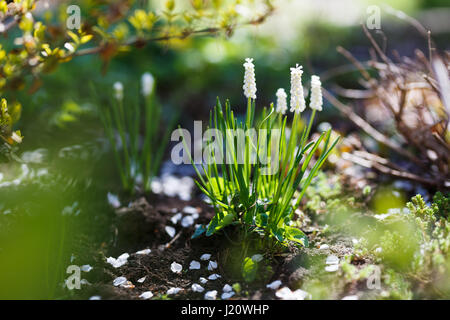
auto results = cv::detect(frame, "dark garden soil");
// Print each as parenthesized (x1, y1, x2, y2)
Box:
(72, 192, 371, 300)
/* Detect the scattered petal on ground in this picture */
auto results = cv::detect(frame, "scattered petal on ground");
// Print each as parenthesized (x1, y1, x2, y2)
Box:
(89, 296, 101, 300)
(80, 279, 91, 285)
(207, 260, 218, 271)
(181, 215, 194, 228)
(204, 290, 217, 300)
(81, 265, 92, 272)
(165, 226, 176, 238)
(251, 254, 263, 262)
(113, 276, 127, 287)
(136, 249, 151, 255)
(200, 254, 211, 261)
(221, 291, 235, 300)
(275, 287, 309, 300)
(171, 262, 182, 273)
(319, 244, 330, 250)
(106, 253, 129, 268)
(189, 260, 201, 270)
(167, 287, 182, 295)
(192, 283, 204, 293)
(137, 276, 146, 283)
(326, 255, 339, 265)
(342, 295, 358, 300)
(223, 284, 233, 292)
(266, 280, 282, 290)
(208, 274, 221, 280)
(170, 213, 182, 224)
(325, 264, 339, 272)
(139, 291, 153, 300)
(199, 277, 208, 284)
(107, 192, 121, 208)
(182, 206, 198, 215)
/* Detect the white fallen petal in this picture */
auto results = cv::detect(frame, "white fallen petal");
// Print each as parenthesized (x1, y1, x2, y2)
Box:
(89, 296, 101, 300)
(167, 287, 182, 295)
(136, 249, 151, 255)
(170, 213, 182, 224)
(251, 254, 263, 262)
(191, 283, 204, 293)
(221, 291, 235, 300)
(208, 274, 221, 280)
(106, 253, 129, 268)
(199, 277, 208, 284)
(319, 244, 330, 250)
(204, 290, 217, 300)
(200, 254, 211, 261)
(181, 215, 194, 228)
(165, 226, 176, 238)
(189, 260, 201, 270)
(325, 264, 339, 272)
(223, 284, 233, 292)
(137, 276, 146, 283)
(139, 291, 153, 300)
(342, 295, 359, 300)
(113, 276, 127, 287)
(266, 280, 282, 290)
(183, 206, 198, 215)
(80, 279, 91, 285)
(107, 192, 121, 208)
(171, 262, 182, 273)
(326, 255, 339, 265)
(81, 265, 92, 272)
(275, 287, 309, 300)
(207, 260, 218, 271)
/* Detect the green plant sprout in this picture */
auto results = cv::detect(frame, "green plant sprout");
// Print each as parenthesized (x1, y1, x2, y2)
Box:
(185, 59, 340, 249)
(98, 73, 173, 194)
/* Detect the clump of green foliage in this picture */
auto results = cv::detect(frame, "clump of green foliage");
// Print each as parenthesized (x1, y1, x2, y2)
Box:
(186, 62, 339, 250)
(0, 98, 22, 161)
(97, 75, 174, 194)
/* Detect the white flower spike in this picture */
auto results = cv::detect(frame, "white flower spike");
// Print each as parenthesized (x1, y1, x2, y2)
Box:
(141, 72, 154, 97)
(243, 58, 257, 100)
(290, 64, 306, 114)
(275, 88, 287, 114)
(309, 75, 323, 111)
(113, 82, 123, 101)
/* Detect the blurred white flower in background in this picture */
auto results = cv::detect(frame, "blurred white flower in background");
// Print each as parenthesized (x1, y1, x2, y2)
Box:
(113, 82, 124, 100)
(141, 72, 154, 97)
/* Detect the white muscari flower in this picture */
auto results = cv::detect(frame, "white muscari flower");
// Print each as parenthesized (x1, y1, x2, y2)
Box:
(141, 72, 154, 97)
(113, 82, 123, 100)
(275, 88, 288, 114)
(309, 75, 323, 111)
(243, 58, 257, 100)
(289, 64, 306, 113)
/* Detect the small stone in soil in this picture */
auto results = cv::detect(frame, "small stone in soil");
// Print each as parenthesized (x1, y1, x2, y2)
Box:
(139, 291, 153, 300)
(207, 261, 218, 271)
(167, 287, 182, 295)
(171, 262, 182, 273)
(191, 283, 204, 293)
(189, 260, 201, 270)
(136, 248, 151, 255)
(200, 254, 211, 261)
(165, 226, 176, 238)
(266, 280, 282, 290)
(204, 290, 217, 300)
